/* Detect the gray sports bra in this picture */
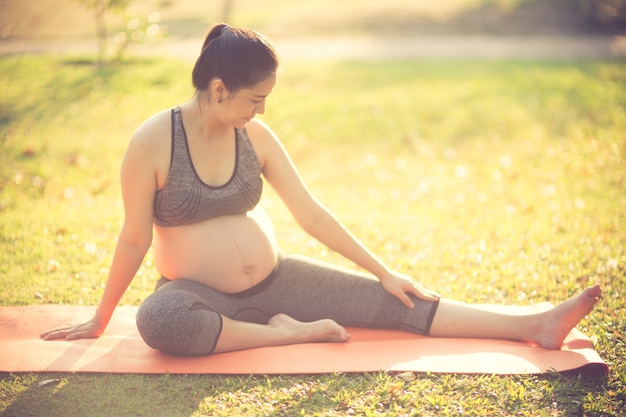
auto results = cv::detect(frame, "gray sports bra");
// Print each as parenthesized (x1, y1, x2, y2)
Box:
(153, 107, 263, 227)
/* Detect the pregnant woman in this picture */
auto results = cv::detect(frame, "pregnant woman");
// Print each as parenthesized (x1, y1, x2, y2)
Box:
(41, 24, 601, 356)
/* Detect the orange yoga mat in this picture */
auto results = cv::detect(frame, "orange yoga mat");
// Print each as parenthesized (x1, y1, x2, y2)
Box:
(0, 305, 608, 376)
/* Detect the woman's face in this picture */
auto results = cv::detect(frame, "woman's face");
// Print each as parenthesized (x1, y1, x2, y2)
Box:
(221, 73, 277, 128)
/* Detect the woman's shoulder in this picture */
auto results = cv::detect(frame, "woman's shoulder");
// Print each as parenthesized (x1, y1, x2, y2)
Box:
(244, 119, 292, 169)
(123, 108, 175, 175)
(244, 118, 281, 146)
(244, 119, 281, 156)
(132, 108, 173, 145)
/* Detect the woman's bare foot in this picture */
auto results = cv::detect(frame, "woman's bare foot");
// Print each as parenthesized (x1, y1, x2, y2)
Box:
(268, 314, 351, 344)
(534, 284, 601, 350)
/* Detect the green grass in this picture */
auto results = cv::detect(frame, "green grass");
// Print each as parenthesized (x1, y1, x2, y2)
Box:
(1, 54, 625, 416)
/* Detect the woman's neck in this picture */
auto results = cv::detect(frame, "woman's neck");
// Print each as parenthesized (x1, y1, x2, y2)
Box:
(183, 94, 231, 141)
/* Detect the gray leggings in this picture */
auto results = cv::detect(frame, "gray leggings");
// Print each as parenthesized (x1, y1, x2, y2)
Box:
(136, 253, 439, 356)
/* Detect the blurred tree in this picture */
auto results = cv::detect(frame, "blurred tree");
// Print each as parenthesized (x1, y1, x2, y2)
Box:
(581, 0, 626, 31)
(112, 10, 163, 62)
(75, 0, 130, 67)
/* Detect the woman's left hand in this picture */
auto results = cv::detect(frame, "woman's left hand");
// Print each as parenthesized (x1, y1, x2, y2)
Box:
(379, 272, 440, 308)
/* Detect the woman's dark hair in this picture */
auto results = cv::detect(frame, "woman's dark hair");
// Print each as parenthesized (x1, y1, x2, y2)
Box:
(192, 24, 279, 93)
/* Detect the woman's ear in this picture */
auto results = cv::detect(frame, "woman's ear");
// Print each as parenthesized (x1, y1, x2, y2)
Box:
(210, 78, 227, 103)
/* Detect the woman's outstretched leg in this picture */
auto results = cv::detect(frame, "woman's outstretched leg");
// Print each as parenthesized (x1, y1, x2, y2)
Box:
(429, 284, 601, 349)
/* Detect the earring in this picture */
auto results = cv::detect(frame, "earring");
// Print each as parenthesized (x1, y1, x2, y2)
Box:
(217, 97, 222, 104)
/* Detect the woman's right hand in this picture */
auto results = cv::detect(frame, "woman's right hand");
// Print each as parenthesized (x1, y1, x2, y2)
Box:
(40, 316, 105, 341)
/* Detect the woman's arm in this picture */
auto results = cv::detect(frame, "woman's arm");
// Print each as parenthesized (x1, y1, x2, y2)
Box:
(41, 122, 160, 340)
(92, 131, 158, 330)
(250, 121, 439, 307)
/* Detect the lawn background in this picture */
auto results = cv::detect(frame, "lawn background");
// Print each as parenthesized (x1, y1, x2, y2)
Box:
(1, 0, 625, 416)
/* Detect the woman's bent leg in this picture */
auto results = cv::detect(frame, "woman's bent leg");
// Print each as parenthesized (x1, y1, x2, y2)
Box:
(136, 279, 225, 356)
(213, 314, 350, 353)
(136, 276, 351, 355)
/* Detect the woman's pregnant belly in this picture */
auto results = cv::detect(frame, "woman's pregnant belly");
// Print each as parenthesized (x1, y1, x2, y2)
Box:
(153, 206, 278, 293)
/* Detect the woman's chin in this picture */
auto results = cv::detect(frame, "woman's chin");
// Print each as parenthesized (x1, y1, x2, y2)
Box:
(235, 118, 253, 128)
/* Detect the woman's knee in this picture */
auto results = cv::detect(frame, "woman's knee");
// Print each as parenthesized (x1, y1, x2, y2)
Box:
(136, 290, 223, 356)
